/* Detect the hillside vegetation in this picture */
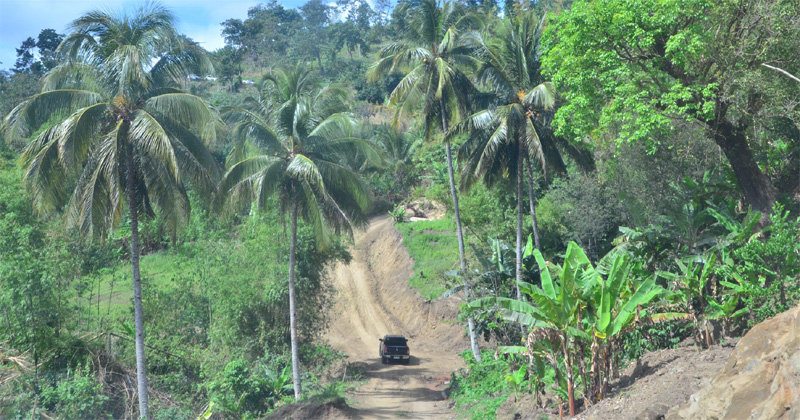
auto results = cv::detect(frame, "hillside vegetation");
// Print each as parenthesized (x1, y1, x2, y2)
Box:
(1, 0, 799, 419)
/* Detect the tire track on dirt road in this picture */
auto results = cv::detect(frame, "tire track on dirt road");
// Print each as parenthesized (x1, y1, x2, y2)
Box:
(325, 216, 468, 419)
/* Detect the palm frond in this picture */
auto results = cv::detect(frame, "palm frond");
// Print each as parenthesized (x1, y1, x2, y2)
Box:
(22, 127, 73, 215)
(156, 116, 222, 198)
(56, 103, 109, 168)
(43, 61, 106, 92)
(129, 110, 179, 181)
(2, 90, 103, 145)
(65, 124, 123, 239)
(144, 92, 221, 144)
(523, 82, 556, 110)
(217, 155, 283, 213)
(307, 113, 357, 140)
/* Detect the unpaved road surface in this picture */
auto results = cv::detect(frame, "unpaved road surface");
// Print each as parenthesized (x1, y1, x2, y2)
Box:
(325, 216, 468, 419)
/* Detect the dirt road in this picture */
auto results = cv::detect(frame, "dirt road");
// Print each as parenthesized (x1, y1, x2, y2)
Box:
(325, 216, 468, 419)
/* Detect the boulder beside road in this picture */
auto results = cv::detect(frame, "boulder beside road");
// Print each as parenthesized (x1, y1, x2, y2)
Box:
(668, 305, 800, 420)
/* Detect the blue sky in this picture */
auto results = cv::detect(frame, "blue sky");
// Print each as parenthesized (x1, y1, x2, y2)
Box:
(0, 0, 310, 71)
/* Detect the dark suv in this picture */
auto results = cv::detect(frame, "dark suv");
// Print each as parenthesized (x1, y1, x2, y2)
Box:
(379, 335, 410, 364)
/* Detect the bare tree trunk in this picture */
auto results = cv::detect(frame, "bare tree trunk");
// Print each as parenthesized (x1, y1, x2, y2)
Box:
(515, 142, 525, 301)
(316, 52, 324, 74)
(524, 158, 541, 251)
(289, 197, 302, 400)
(445, 140, 482, 363)
(126, 143, 149, 420)
(440, 97, 481, 363)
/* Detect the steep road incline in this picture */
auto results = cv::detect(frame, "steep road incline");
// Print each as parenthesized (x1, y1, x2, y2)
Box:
(325, 216, 468, 419)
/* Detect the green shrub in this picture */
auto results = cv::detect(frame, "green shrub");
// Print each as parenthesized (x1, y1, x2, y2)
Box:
(731, 204, 800, 325)
(152, 406, 194, 420)
(622, 319, 692, 360)
(450, 351, 512, 420)
(388, 204, 407, 222)
(207, 359, 272, 417)
(40, 365, 110, 419)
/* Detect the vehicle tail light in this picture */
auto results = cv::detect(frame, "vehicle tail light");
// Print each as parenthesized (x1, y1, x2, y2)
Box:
(405, 348, 410, 355)
(383, 346, 387, 353)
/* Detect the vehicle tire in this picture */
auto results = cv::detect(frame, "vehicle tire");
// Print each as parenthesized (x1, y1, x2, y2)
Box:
(403, 358, 410, 365)
(381, 356, 387, 364)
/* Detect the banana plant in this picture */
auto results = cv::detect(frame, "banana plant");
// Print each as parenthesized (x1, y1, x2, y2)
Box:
(660, 252, 717, 348)
(256, 362, 294, 406)
(706, 295, 747, 337)
(587, 251, 664, 401)
(505, 366, 528, 402)
(707, 265, 749, 337)
(469, 241, 592, 417)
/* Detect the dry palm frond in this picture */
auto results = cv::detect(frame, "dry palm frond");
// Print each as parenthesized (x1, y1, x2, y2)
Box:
(0, 344, 37, 387)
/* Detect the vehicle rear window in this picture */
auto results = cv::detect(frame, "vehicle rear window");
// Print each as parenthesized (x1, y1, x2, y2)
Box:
(385, 337, 407, 346)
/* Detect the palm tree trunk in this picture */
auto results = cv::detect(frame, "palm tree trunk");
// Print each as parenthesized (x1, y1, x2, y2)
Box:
(289, 197, 302, 400)
(515, 143, 525, 302)
(441, 98, 481, 363)
(524, 157, 541, 251)
(126, 143, 150, 420)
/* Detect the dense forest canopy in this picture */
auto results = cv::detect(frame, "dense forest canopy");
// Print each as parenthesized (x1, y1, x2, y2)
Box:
(0, 0, 798, 418)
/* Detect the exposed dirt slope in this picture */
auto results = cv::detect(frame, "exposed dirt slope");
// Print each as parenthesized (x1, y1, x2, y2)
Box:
(323, 216, 468, 419)
(496, 339, 737, 420)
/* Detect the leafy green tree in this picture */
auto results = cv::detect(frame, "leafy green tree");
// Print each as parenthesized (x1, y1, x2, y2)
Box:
(374, 0, 393, 26)
(218, 66, 375, 400)
(2, 5, 220, 418)
(10, 29, 64, 76)
(36, 29, 64, 72)
(337, 0, 375, 30)
(542, 0, 800, 219)
(0, 71, 40, 128)
(220, 18, 246, 48)
(457, 11, 555, 300)
(214, 45, 244, 91)
(298, 0, 333, 73)
(368, 0, 484, 362)
(225, 1, 304, 70)
(249, 2, 303, 57)
(13, 38, 38, 75)
(329, 21, 370, 63)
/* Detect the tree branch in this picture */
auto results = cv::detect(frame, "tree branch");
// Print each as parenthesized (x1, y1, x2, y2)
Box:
(761, 63, 800, 84)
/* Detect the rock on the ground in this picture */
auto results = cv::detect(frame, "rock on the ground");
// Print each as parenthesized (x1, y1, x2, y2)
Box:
(667, 305, 800, 420)
(405, 199, 445, 221)
(635, 403, 670, 420)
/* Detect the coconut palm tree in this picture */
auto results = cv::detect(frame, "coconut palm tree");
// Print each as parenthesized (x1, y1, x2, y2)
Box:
(368, 0, 484, 362)
(367, 124, 422, 199)
(1, 5, 220, 419)
(218, 66, 376, 400)
(457, 12, 556, 302)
